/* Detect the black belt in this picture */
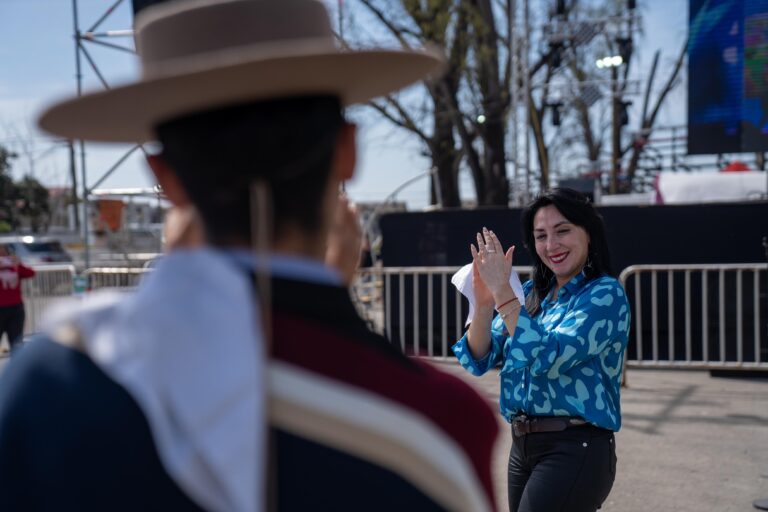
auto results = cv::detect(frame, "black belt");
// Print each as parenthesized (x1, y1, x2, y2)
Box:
(511, 414, 587, 437)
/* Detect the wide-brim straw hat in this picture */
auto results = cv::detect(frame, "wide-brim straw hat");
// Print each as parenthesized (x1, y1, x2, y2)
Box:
(38, 0, 446, 143)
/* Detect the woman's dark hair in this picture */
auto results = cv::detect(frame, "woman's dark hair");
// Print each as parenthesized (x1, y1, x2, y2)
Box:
(155, 95, 344, 245)
(520, 187, 613, 316)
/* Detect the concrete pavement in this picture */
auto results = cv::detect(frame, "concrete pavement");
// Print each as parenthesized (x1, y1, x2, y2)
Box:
(2, 350, 766, 511)
(434, 361, 768, 512)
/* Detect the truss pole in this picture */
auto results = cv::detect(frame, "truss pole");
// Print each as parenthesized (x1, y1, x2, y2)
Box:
(72, 0, 91, 268)
(87, 0, 125, 33)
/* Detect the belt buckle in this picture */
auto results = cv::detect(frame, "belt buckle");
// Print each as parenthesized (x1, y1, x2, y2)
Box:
(512, 415, 529, 437)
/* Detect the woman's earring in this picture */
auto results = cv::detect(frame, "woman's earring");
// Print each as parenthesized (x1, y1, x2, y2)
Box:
(584, 254, 594, 273)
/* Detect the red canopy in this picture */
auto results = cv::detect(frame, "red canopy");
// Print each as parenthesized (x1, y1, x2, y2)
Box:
(720, 160, 750, 172)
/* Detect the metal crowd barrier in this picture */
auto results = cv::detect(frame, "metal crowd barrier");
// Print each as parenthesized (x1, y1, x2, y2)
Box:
(83, 267, 149, 291)
(353, 266, 533, 359)
(19, 266, 148, 336)
(619, 264, 768, 370)
(22, 264, 77, 335)
(19, 263, 768, 372)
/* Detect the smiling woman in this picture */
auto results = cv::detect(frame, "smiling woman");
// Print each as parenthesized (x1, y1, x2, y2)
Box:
(532, 205, 591, 292)
(453, 188, 630, 512)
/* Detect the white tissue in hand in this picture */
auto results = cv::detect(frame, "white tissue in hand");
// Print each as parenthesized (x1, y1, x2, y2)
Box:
(451, 263, 525, 326)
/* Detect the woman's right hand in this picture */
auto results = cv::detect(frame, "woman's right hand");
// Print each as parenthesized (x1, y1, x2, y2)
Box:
(470, 227, 515, 301)
(472, 259, 494, 310)
(466, 248, 496, 360)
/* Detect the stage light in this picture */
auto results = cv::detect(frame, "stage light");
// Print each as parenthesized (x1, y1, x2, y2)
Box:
(616, 37, 633, 63)
(549, 43, 563, 68)
(548, 102, 564, 126)
(620, 101, 632, 126)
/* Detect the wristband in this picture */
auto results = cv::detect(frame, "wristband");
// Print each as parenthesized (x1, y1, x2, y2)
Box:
(499, 303, 521, 320)
(495, 297, 519, 311)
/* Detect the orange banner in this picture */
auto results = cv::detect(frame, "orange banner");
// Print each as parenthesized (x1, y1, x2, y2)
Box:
(96, 199, 124, 232)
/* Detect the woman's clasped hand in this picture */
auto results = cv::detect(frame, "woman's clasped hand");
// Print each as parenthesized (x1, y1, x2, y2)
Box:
(470, 228, 515, 304)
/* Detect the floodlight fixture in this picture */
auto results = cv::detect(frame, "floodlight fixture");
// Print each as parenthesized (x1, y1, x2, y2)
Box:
(596, 55, 623, 68)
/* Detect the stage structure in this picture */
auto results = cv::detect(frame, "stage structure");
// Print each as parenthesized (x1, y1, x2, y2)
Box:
(70, 0, 161, 267)
(510, 0, 642, 199)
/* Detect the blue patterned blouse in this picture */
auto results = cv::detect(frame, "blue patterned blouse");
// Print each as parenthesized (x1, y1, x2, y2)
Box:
(452, 272, 630, 431)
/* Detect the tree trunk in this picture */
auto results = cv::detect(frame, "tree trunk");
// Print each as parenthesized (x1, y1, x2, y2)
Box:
(470, 0, 510, 205)
(529, 94, 550, 190)
(430, 101, 461, 207)
(483, 117, 510, 205)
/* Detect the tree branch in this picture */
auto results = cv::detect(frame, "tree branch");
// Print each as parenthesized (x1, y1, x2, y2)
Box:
(640, 50, 660, 126)
(646, 37, 688, 129)
(366, 96, 430, 145)
(358, 0, 415, 50)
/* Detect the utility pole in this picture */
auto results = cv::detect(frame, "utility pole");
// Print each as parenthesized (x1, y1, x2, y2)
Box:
(523, 0, 531, 202)
(611, 64, 620, 194)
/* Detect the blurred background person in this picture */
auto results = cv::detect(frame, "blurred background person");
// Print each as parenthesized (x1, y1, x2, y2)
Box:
(0, 246, 35, 355)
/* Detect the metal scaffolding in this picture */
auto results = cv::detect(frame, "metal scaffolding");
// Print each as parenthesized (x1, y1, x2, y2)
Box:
(508, 0, 642, 202)
(70, 0, 154, 267)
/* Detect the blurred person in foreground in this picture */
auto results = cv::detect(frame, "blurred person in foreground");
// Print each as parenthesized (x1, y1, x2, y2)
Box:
(0, 246, 35, 355)
(453, 188, 630, 512)
(0, 0, 498, 510)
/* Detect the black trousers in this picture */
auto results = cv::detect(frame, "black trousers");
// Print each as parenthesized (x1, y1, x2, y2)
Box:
(508, 424, 616, 512)
(0, 304, 25, 353)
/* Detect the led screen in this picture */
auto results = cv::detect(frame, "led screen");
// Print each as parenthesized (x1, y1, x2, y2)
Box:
(688, 0, 768, 154)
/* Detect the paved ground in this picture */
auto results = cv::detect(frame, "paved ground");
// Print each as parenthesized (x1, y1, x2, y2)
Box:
(2, 351, 766, 511)
(433, 361, 768, 512)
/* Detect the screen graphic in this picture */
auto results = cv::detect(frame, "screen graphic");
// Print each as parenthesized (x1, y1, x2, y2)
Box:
(688, 0, 768, 154)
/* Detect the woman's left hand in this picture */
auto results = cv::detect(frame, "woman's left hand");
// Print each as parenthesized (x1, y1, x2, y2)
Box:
(470, 227, 515, 299)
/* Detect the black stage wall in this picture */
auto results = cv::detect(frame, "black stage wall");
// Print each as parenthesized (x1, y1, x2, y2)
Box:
(380, 202, 768, 269)
(379, 202, 768, 360)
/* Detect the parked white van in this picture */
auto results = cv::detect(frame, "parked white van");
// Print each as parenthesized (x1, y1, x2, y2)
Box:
(0, 236, 73, 265)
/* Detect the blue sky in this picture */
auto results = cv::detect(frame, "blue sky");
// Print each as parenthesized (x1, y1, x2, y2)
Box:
(0, 0, 688, 210)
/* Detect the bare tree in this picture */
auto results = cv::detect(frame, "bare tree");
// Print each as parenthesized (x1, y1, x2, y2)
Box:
(464, 0, 511, 204)
(345, 0, 684, 204)
(351, 0, 463, 206)
(349, 0, 512, 206)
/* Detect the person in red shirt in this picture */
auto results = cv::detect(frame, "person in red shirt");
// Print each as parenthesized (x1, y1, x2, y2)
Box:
(0, 246, 35, 354)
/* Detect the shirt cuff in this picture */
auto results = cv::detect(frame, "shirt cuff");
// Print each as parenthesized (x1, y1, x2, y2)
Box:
(452, 334, 493, 376)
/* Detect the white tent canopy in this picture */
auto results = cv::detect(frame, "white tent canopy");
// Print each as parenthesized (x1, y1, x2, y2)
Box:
(656, 171, 767, 204)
